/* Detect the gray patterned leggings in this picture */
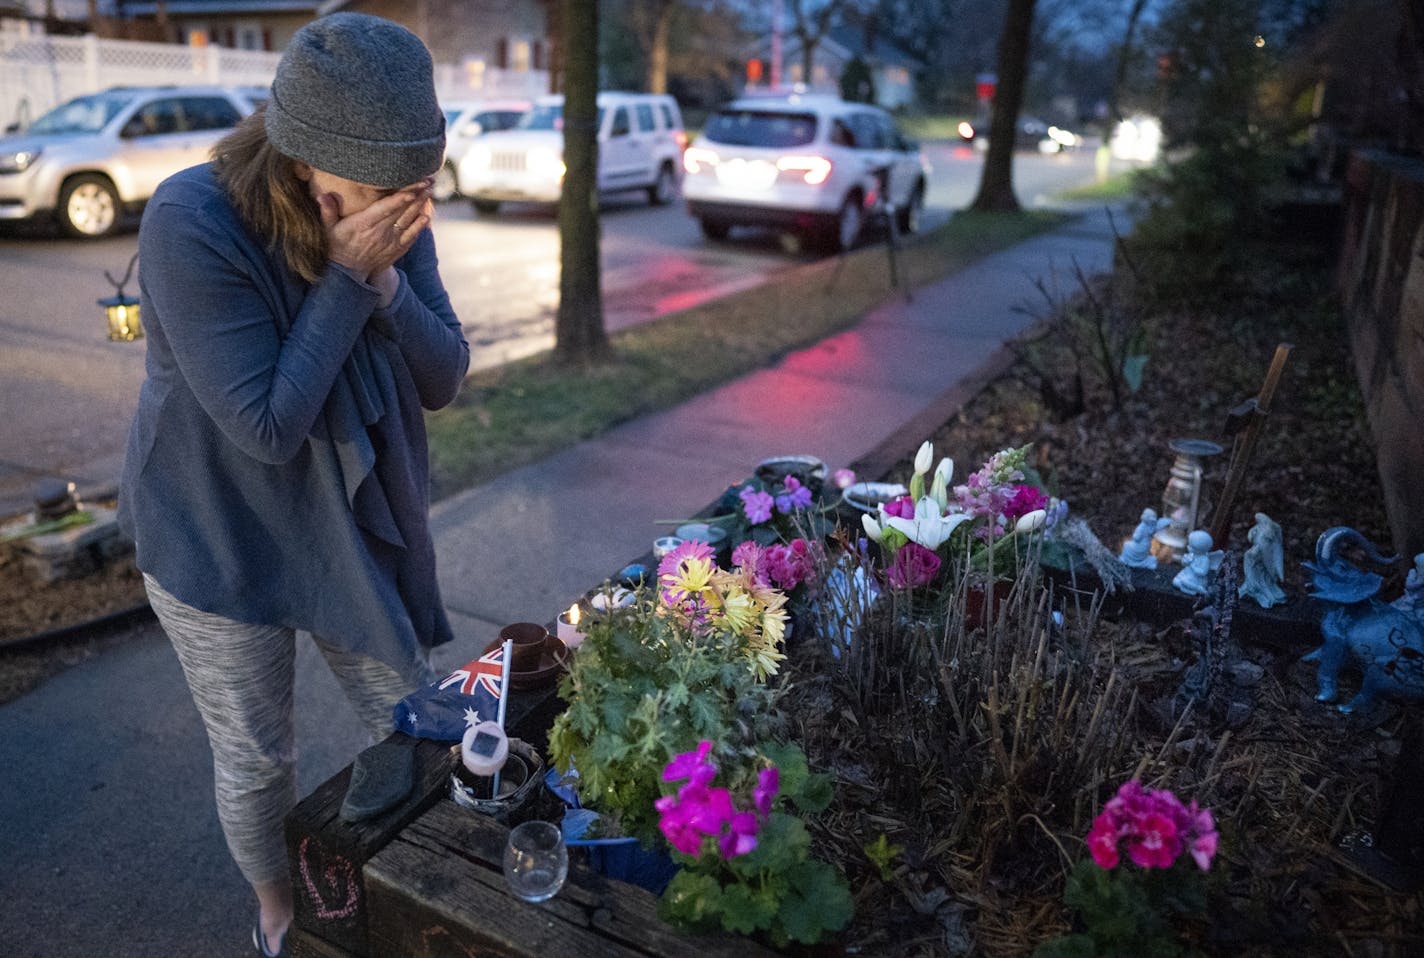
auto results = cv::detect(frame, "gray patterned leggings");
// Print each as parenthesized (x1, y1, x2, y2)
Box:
(144, 574, 433, 886)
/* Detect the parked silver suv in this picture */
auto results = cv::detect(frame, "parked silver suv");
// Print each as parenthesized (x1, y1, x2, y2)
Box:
(0, 85, 258, 238)
(682, 93, 929, 252)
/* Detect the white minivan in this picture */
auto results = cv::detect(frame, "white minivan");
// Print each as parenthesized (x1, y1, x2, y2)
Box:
(455, 92, 686, 214)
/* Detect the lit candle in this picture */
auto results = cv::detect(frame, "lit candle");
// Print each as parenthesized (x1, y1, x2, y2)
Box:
(556, 603, 586, 649)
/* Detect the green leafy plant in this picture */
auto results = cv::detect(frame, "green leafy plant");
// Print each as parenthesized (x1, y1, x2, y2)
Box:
(656, 739, 852, 948)
(548, 543, 795, 845)
(1036, 780, 1218, 958)
(863, 833, 905, 882)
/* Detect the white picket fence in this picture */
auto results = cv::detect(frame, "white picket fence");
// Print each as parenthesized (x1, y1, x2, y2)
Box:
(1, 28, 550, 130)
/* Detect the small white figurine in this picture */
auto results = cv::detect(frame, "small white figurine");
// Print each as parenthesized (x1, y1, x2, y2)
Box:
(1392, 552, 1424, 619)
(1119, 508, 1171, 569)
(1173, 529, 1223, 596)
(1238, 512, 1286, 608)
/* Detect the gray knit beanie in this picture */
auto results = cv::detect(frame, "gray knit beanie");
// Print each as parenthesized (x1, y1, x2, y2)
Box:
(265, 13, 445, 188)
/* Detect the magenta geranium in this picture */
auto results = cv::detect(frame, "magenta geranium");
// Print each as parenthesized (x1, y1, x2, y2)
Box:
(1087, 780, 1218, 872)
(656, 740, 780, 861)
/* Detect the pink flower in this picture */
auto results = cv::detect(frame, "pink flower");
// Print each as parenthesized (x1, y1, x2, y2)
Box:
(766, 539, 818, 592)
(885, 542, 942, 589)
(1087, 814, 1120, 869)
(663, 741, 715, 783)
(1184, 803, 1218, 871)
(883, 495, 917, 520)
(656, 795, 705, 855)
(687, 787, 737, 835)
(1004, 484, 1049, 520)
(731, 541, 769, 584)
(754, 767, 780, 819)
(657, 539, 716, 584)
(739, 487, 774, 524)
(832, 468, 856, 490)
(718, 811, 760, 858)
(1087, 780, 1218, 872)
(1125, 811, 1181, 869)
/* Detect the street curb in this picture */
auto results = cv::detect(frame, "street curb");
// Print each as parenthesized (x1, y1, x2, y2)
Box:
(1, 600, 154, 653)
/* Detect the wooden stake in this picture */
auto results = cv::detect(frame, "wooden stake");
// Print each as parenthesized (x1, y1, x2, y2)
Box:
(1209, 342, 1293, 549)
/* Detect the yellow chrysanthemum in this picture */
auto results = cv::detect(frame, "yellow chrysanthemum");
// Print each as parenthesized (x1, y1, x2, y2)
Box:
(747, 643, 787, 681)
(667, 555, 714, 598)
(759, 607, 788, 648)
(720, 586, 759, 637)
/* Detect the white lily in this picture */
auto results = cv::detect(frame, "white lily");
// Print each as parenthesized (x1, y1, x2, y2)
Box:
(929, 457, 954, 511)
(861, 512, 884, 542)
(883, 497, 971, 551)
(913, 440, 934, 476)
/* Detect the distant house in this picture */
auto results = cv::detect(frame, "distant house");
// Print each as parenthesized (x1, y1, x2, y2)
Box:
(96, 0, 551, 97)
(103, 0, 322, 47)
(317, 0, 551, 82)
(752, 21, 919, 111)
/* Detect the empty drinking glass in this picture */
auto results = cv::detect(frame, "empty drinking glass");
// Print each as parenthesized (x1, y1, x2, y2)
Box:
(502, 820, 568, 902)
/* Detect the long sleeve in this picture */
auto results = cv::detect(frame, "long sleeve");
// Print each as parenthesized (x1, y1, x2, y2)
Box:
(139, 192, 381, 464)
(374, 228, 470, 410)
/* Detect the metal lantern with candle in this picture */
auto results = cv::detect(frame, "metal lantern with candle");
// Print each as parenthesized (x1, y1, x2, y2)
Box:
(1151, 438, 1223, 561)
(100, 253, 142, 341)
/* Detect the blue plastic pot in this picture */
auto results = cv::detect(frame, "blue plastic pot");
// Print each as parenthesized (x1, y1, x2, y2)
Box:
(566, 836, 680, 894)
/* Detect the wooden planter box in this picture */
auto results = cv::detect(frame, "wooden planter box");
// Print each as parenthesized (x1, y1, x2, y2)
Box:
(286, 700, 776, 958)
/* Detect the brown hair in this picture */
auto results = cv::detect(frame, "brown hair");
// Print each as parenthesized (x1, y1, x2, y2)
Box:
(212, 103, 327, 283)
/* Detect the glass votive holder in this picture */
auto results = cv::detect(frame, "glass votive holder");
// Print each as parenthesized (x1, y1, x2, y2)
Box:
(652, 535, 683, 559)
(503, 820, 568, 902)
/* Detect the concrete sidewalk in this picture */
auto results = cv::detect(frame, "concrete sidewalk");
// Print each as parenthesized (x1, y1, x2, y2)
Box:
(0, 204, 1124, 958)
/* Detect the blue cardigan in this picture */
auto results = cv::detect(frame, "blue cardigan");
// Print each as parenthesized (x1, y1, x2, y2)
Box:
(119, 164, 470, 683)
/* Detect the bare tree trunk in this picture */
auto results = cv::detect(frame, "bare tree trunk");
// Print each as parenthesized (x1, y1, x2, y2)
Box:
(970, 0, 1038, 213)
(546, 0, 563, 93)
(644, 0, 675, 94)
(1107, 0, 1151, 129)
(554, 0, 612, 366)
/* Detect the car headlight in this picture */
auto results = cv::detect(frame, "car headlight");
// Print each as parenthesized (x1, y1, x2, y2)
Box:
(527, 146, 564, 180)
(0, 148, 40, 174)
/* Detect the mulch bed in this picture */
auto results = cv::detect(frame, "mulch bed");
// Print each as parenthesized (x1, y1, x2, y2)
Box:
(775, 235, 1421, 955)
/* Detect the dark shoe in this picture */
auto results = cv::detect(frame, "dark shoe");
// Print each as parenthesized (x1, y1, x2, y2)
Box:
(252, 923, 289, 958)
(339, 735, 415, 823)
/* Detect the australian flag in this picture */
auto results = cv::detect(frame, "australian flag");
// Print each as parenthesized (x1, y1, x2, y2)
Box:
(393, 645, 505, 742)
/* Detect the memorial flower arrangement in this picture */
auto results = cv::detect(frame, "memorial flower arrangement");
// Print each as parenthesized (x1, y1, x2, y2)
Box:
(548, 541, 794, 845)
(707, 465, 842, 550)
(861, 441, 1057, 590)
(1036, 781, 1220, 958)
(656, 739, 853, 947)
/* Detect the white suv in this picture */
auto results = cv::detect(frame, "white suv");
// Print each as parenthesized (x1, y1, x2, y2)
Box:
(0, 85, 258, 238)
(434, 98, 530, 202)
(455, 92, 686, 214)
(682, 93, 930, 252)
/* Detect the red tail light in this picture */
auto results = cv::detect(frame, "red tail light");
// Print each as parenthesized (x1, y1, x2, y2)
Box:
(775, 155, 832, 185)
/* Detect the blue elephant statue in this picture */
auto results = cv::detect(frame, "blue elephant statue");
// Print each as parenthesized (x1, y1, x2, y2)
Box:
(1303, 527, 1424, 715)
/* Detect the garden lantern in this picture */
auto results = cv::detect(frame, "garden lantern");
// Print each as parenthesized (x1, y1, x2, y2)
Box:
(100, 252, 142, 341)
(1152, 438, 1223, 560)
